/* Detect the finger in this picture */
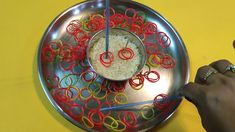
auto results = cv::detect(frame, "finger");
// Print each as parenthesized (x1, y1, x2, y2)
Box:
(179, 82, 204, 106)
(209, 59, 235, 78)
(195, 65, 221, 85)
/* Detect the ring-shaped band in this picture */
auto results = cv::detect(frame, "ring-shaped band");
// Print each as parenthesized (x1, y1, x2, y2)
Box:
(203, 68, 218, 81)
(224, 65, 235, 73)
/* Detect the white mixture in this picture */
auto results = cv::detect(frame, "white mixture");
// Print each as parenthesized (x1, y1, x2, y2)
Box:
(89, 35, 141, 80)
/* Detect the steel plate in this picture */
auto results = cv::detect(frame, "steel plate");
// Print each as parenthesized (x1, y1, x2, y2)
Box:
(37, 0, 190, 131)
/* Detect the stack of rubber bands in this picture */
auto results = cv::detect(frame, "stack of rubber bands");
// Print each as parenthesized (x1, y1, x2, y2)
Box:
(99, 47, 135, 67)
(41, 7, 178, 131)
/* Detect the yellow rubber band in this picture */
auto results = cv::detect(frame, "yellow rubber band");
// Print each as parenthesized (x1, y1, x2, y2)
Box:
(130, 77, 144, 90)
(112, 120, 126, 132)
(87, 82, 101, 95)
(103, 116, 118, 129)
(59, 74, 78, 88)
(114, 93, 128, 104)
(148, 54, 161, 67)
(140, 105, 155, 120)
(65, 85, 80, 101)
(93, 90, 108, 100)
(90, 14, 104, 20)
(79, 87, 92, 100)
(82, 116, 94, 128)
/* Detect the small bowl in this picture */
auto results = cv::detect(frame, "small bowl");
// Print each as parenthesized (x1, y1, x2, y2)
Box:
(87, 28, 147, 81)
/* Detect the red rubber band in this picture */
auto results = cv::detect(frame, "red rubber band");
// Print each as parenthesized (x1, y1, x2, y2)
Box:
(88, 110, 104, 126)
(153, 94, 170, 110)
(99, 51, 114, 67)
(144, 70, 160, 83)
(160, 54, 176, 69)
(156, 32, 171, 48)
(118, 48, 134, 60)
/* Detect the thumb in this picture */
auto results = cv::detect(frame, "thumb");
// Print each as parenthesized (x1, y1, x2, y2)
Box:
(179, 82, 204, 106)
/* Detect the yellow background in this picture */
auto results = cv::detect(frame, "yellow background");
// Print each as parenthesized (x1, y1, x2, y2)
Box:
(0, 0, 234, 131)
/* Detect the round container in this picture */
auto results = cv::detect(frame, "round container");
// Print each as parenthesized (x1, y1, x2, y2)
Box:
(37, 0, 190, 131)
(87, 28, 147, 81)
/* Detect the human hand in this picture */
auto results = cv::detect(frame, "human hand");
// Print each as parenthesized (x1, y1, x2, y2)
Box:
(180, 60, 235, 132)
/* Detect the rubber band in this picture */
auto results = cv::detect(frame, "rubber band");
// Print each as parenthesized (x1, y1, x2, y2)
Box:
(125, 8, 137, 19)
(123, 111, 137, 128)
(71, 44, 87, 61)
(82, 116, 94, 128)
(81, 70, 97, 82)
(48, 40, 62, 52)
(136, 11, 146, 22)
(144, 42, 158, 55)
(110, 13, 125, 26)
(140, 105, 155, 120)
(144, 70, 160, 83)
(59, 60, 76, 71)
(80, 58, 90, 68)
(118, 48, 135, 60)
(105, 92, 116, 105)
(114, 93, 128, 104)
(82, 18, 91, 31)
(156, 32, 171, 48)
(59, 74, 79, 88)
(42, 46, 56, 62)
(65, 85, 80, 101)
(129, 24, 141, 35)
(71, 64, 84, 75)
(59, 50, 73, 62)
(103, 116, 118, 130)
(79, 87, 92, 100)
(45, 74, 59, 88)
(153, 94, 170, 110)
(66, 19, 82, 35)
(68, 103, 84, 120)
(160, 54, 176, 69)
(74, 30, 90, 43)
(148, 54, 161, 67)
(85, 97, 101, 111)
(129, 75, 144, 90)
(93, 90, 108, 100)
(99, 51, 114, 67)
(66, 24, 82, 36)
(87, 82, 102, 95)
(143, 22, 158, 34)
(53, 88, 70, 103)
(109, 81, 127, 93)
(86, 20, 100, 32)
(88, 110, 104, 126)
(137, 32, 147, 41)
(112, 120, 126, 132)
(104, 7, 116, 17)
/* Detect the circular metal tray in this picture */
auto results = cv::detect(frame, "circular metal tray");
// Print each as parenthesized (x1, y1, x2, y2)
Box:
(37, 0, 190, 131)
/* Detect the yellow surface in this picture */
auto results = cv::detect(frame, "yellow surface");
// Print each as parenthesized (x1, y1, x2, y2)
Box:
(0, 0, 234, 132)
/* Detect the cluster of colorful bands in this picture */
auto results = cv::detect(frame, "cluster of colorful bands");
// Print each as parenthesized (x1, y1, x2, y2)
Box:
(41, 7, 178, 131)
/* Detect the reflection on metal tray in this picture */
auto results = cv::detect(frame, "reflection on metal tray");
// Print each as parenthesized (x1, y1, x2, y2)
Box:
(37, 0, 189, 131)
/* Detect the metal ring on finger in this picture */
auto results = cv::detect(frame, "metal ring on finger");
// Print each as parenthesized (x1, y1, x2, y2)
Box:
(203, 68, 218, 81)
(224, 65, 235, 73)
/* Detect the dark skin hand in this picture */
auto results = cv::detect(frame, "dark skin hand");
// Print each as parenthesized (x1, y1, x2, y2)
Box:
(179, 59, 235, 132)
